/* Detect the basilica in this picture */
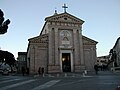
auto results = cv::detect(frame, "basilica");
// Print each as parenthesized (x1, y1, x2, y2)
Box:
(27, 5, 98, 74)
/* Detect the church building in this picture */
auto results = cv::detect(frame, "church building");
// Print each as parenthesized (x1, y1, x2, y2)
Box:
(27, 5, 98, 74)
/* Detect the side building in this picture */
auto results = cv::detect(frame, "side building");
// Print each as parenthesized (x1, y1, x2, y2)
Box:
(97, 55, 109, 66)
(17, 52, 27, 73)
(112, 37, 120, 67)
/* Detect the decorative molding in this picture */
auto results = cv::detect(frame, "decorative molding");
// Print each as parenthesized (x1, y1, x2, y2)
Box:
(50, 22, 80, 27)
(45, 12, 84, 25)
(82, 35, 98, 45)
(28, 34, 48, 43)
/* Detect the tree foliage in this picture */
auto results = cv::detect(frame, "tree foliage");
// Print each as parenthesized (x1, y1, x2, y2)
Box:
(0, 50, 16, 66)
(0, 9, 10, 34)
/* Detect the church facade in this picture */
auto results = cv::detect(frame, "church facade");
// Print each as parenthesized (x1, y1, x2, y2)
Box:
(27, 10, 98, 74)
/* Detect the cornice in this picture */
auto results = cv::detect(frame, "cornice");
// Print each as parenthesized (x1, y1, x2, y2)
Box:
(28, 34, 48, 43)
(82, 35, 98, 45)
(45, 12, 84, 25)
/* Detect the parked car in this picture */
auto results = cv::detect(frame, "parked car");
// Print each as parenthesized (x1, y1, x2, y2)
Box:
(0, 68, 3, 73)
(12, 67, 17, 73)
(0, 63, 11, 75)
(2, 69, 9, 75)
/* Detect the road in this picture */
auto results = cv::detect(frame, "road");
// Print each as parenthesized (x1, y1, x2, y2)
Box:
(0, 71, 120, 90)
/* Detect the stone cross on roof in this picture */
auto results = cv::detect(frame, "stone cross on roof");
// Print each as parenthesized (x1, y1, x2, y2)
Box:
(62, 4, 68, 13)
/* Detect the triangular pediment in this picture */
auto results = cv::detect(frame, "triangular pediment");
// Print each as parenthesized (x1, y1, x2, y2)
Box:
(45, 12, 84, 24)
(28, 34, 48, 43)
(82, 36, 98, 45)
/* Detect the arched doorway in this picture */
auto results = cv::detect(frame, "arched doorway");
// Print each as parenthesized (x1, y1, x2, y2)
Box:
(62, 53, 71, 72)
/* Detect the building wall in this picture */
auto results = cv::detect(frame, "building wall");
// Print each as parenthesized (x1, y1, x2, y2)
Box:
(17, 52, 27, 73)
(27, 12, 98, 74)
(113, 37, 120, 66)
(27, 37, 48, 74)
(27, 29, 97, 74)
(83, 45, 97, 71)
(47, 19, 86, 73)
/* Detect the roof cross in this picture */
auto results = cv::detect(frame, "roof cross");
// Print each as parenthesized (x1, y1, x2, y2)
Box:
(62, 4, 68, 13)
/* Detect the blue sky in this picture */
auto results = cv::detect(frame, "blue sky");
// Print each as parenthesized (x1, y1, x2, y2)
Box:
(0, 0, 120, 59)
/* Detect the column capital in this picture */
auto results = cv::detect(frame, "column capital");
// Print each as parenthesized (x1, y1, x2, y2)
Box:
(73, 29, 77, 33)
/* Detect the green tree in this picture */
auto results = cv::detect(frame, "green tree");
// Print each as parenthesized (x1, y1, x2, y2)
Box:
(0, 9, 10, 34)
(0, 50, 16, 67)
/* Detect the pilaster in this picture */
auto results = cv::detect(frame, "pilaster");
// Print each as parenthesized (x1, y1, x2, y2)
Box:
(73, 29, 80, 65)
(79, 29, 84, 65)
(30, 46, 36, 74)
(54, 28, 59, 65)
(48, 28, 54, 65)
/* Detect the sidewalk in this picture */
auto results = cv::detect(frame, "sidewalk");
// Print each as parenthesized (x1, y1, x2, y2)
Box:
(6, 70, 120, 78)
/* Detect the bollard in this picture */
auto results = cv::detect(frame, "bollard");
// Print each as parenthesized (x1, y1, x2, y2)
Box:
(65, 73, 67, 77)
(83, 73, 85, 77)
(84, 70, 87, 75)
(57, 74, 59, 77)
(42, 73, 45, 77)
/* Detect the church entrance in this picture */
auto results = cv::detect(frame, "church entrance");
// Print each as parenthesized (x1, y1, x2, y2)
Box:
(62, 53, 71, 72)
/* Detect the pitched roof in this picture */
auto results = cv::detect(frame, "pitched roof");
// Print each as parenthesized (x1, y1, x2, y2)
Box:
(82, 35, 98, 45)
(113, 37, 120, 48)
(28, 34, 48, 43)
(45, 12, 85, 24)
